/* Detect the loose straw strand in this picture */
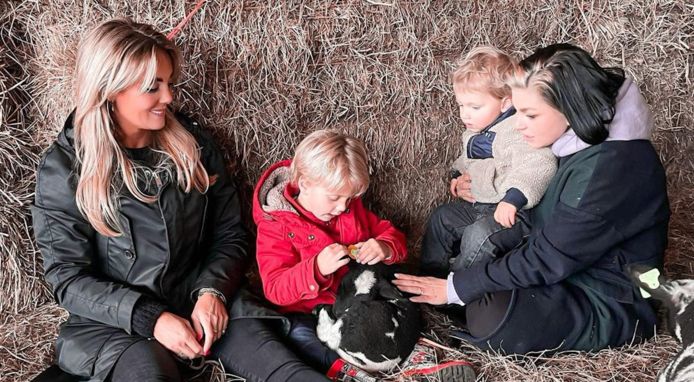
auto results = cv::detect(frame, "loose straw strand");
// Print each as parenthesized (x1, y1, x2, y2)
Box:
(167, 0, 207, 40)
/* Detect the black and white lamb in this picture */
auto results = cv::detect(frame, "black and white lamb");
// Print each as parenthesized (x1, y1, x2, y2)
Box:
(316, 263, 421, 372)
(629, 265, 694, 382)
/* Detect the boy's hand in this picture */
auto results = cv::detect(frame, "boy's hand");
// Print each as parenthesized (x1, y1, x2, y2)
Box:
(494, 201, 517, 228)
(452, 173, 475, 202)
(354, 239, 392, 265)
(316, 243, 350, 276)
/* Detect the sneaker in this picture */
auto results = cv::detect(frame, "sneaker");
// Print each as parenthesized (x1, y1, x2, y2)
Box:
(328, 359, 377, 382)
(399, 341, 476, 382)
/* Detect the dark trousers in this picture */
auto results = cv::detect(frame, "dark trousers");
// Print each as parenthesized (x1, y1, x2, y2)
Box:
(420, 200, 531, 278)
(109, 317, 329, 382)
(285, 314, 340, 373)
(420, 200, 530, 342)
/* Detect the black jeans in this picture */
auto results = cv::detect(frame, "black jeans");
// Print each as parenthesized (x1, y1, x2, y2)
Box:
(420, 200, 531, 278)
(109, 317, 329, 382)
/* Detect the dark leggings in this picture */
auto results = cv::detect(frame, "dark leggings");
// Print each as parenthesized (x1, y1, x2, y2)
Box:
(109, 318, 329, 382)
(464, 290, 512, 339)
(110, 340, 181, 382)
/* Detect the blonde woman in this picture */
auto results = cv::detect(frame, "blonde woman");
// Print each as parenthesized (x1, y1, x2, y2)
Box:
(32, 19, 329, 382)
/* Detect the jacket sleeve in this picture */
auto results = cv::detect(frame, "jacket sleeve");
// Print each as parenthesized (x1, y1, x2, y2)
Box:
(499, 135, 557, 208)
(360, 200, 408, 264)
(452, 198, 620, 303)
(255, 221, 328, 306)
(31, 146, 142, 334)
(191, 126, 249, 303)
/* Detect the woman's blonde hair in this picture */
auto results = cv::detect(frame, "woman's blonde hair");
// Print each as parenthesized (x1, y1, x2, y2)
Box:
(74, 18, 208, 237)
(452, 46, 516, 99)
(290, 130, 369, 196)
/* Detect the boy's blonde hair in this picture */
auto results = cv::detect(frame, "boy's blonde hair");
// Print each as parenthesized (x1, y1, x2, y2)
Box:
(290, 130, 369, 196)
(452, 46, 516, 99)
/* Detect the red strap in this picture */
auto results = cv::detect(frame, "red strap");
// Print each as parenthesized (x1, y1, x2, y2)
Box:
(325, 358, 345, 380)
(166, 0, 207, 40)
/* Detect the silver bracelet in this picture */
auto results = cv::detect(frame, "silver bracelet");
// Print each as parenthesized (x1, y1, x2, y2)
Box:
(197, 287, 226, 304)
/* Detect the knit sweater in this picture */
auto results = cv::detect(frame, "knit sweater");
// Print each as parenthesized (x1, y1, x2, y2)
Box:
(451, 115, 557, 209)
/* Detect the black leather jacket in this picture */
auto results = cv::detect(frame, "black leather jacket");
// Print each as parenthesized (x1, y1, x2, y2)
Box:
(31, 113, 251, 380)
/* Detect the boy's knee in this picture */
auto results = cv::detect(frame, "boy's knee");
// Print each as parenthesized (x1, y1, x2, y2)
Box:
(427, 203, 458, 231)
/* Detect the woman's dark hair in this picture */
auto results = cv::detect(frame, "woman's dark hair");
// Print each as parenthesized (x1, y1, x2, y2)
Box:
(514, 43, 625, 145)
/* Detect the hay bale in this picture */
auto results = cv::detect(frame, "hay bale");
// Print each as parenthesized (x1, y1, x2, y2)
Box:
(1, 0, 691, 380)
(0, 0, 50, 317)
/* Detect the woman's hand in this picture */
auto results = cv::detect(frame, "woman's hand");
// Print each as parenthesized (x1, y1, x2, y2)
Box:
(494, 201, 518, 228)
(392, 273, 448, 305)
(454, 173, 475, 203)
(354, 239, 391, 265)
(191, 293, 228, 355)
(316, 243, 351, 276)
(153, 312, 203, 359)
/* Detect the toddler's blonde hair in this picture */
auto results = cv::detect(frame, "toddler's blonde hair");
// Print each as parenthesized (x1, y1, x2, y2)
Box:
(452, 46, 516, 99)
(290, 130, 369, 196)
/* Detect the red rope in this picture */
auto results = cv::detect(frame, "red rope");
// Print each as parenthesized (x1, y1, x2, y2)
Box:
(166, 0, 207, 40)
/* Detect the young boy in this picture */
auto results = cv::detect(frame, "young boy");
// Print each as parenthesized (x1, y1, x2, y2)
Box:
(253, 130, 474, 381)
(253, 130, 405, 381)
(420, 46, 557, 279)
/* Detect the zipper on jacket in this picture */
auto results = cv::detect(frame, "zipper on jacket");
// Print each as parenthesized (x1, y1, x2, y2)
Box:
(156, 182, 172, 298)
(197, 194, 208, 247)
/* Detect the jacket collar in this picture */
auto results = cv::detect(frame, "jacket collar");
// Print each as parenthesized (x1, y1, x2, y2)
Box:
(479, 106, 516, 134)
(56, 110, 77, 153)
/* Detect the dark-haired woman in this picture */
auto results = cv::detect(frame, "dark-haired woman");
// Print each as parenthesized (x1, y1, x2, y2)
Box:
(393, 43, 669, 354)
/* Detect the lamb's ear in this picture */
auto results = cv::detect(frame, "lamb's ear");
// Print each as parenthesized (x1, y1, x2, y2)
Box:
(313, 304, 335, 319)
(378, 279, 405, 301)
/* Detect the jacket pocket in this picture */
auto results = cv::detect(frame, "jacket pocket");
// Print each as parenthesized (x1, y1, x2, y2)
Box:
(105, 215, 136, 282)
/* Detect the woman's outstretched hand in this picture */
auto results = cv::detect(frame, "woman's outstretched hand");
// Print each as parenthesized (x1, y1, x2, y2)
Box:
(392, 273, 448, 305)
(153, 312, 203, 359)
(191, 293, 228, 355)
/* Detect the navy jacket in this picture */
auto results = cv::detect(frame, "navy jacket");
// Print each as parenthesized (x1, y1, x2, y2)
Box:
(453, 140, 669, 322)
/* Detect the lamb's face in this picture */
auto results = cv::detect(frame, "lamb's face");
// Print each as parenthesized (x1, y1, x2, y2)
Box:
(628, 267, 694, 345)
(664, 280, 694, 316)
(661, 280, 694, 345)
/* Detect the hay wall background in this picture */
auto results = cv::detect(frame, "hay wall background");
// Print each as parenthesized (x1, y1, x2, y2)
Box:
(0, 0, 691, 381)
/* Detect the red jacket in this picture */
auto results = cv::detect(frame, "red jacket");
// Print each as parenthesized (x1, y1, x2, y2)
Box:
(252, 160, 407, 313)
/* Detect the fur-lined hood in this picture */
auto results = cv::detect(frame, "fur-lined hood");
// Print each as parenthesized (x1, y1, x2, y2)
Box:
(253, 159, 298, 219)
